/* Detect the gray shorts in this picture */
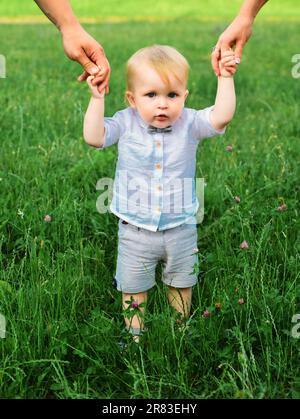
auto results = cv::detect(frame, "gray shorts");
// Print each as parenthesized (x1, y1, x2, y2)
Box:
(114, 219, 199, 293)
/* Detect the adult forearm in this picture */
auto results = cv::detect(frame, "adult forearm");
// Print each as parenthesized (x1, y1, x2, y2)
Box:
(239, 0, 269, 22)
(212, 77, 236, 128)
(84, 98, 105, 148)
(34, 0, 81, 31)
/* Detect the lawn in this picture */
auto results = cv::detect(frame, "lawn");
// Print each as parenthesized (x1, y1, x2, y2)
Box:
(0, 2, 300, 400)
(0, 0, 300, 19)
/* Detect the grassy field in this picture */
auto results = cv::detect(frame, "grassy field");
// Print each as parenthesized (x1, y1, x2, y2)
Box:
(0, 0, 300, 19)
(0, 2, 300, 400)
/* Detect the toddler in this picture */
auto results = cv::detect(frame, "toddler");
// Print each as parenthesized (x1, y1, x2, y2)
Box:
(83, 45, 236, 341)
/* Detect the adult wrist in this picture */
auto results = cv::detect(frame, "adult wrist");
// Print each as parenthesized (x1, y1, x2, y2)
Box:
(237, 11, 255, 25)
(59, 19, 82, 34)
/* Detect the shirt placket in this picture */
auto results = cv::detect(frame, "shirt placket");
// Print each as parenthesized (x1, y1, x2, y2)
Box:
(152, 133, 164, 223)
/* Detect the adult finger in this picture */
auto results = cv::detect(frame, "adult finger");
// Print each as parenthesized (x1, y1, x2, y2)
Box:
(217, 39, 232, 74)
(97, 78, 110, 94)
(78, 56, 109, 85)
(93, 50, 111, 82)
(91, 75, 105, 86)
(95, 66, 110, 93)
(234, 40, 245, 64)
(91, 67, 108, 85)
(220, 39, 233, 55)
(93, 54, 110, 92)
(94, 69, 110, 90)
(74, 49, 100, 76)
(77, 70, 89, 82)
(211, 43, 221, 76)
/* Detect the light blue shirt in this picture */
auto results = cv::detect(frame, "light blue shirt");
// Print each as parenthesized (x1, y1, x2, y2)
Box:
(97, 107, 225, 232)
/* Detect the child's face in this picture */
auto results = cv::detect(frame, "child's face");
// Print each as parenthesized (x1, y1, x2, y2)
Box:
(126, 64, 188, 128)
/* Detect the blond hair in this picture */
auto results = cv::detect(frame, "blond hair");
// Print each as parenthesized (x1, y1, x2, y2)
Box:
(126, 45, 190, 99)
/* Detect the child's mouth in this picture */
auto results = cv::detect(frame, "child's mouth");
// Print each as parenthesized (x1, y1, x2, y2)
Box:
(155, 115, 168, 121)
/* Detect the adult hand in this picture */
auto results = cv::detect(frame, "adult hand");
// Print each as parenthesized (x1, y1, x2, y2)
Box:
(211, 15, 253, 76)
(61, 25, 111, 93)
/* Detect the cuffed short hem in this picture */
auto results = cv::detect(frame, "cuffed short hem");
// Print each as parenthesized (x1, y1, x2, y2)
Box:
(115, 280, 156, 294)
(162, 278, 198, 288)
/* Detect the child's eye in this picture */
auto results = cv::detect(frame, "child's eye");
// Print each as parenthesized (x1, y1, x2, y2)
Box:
(168, 92, 178, 98)
(146, 92, 156, 98)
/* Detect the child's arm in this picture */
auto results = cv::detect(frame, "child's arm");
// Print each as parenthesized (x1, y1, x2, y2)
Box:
(210, 50, 236, 131)
(83, 76, 105, 148)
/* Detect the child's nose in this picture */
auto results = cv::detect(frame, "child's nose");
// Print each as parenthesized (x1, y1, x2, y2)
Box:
(158, 98, 168, 109)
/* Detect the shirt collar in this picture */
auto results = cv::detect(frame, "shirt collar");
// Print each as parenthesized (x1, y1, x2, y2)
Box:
(132, 107, 184, 131)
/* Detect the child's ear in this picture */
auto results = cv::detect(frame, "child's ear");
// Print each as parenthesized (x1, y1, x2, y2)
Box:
(184, 89, 189, 100)
(126, 91, 136, 107)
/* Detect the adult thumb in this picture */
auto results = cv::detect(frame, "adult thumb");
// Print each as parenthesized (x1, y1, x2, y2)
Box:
(83, 60, 100, 76)
(75, 51, 100, 75)
(234, 41, 244, 64)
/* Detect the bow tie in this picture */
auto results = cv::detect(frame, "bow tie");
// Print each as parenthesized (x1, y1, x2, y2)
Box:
(147, 125, 172, 134)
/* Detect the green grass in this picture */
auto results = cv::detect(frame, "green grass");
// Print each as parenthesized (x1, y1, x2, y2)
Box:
(0, 19, 300, 399)
(0, 0, 300, 19)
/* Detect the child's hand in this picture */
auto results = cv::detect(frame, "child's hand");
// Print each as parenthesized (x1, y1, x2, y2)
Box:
(219, 49, 237, 78)
(87, 75, 105, 99)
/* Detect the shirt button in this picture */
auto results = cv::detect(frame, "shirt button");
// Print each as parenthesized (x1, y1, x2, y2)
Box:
(155, 163, 161, 169)
(156, 142, 161, 148)
(157, 185, 162, 191)
(156, 207, 161, 213)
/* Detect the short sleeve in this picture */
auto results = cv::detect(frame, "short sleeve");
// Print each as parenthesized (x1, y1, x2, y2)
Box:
(190, 106, 226, 142)
(96, 110, 125, 150)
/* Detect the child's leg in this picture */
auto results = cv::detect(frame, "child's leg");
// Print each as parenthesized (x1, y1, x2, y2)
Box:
(166, 286, 192, 322)
(122, 291, 148, 342)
